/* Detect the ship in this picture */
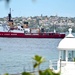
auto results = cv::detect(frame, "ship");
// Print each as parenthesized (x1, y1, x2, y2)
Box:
(0, 9, 65, 38)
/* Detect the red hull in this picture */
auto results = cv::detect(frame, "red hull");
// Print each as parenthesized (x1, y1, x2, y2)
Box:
(0, 32, 65, 38)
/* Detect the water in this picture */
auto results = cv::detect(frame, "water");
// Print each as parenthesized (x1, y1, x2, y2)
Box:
(0, 38, 62, 74)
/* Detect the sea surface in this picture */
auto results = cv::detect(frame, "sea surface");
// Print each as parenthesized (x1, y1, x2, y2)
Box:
(0, 38, 62, 74)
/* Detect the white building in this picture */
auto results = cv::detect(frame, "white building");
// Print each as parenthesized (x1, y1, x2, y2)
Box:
(50, 28, 75, 75)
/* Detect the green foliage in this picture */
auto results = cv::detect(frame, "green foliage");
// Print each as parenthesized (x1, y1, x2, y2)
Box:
(73, 58, 75, 61)
(21, 55, 61, 75)
(45, 69, 53, 75)
(33, 55, 45, 62)
(4, 73, 9, 75)
(22, 72, 31, 75)
(39, 69, 60, 75)
(39, 69, 53, 75)
(33, 55, 45, 68)
(52, 72, 60, 75)
(33, 62, 38, 68)
(21, 69, 60, 75)
(32, 55, 60, 75)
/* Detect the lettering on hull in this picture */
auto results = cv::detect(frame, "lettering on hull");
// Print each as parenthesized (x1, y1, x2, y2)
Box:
(0, 34, 17, 35)
(0, 33, 65, 38)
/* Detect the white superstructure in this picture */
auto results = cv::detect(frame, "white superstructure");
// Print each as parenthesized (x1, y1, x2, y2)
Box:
(0, 24, 31, 33)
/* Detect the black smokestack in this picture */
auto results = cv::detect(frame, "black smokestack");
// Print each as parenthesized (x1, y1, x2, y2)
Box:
(8, 8, 11, 21)
(8, 13, 11, 21)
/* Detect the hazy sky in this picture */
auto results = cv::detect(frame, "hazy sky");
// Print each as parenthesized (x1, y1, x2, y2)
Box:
(0, 0, 75, 17)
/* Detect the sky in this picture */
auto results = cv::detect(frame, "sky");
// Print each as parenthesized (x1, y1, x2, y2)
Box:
(0, 0, 75, 17)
